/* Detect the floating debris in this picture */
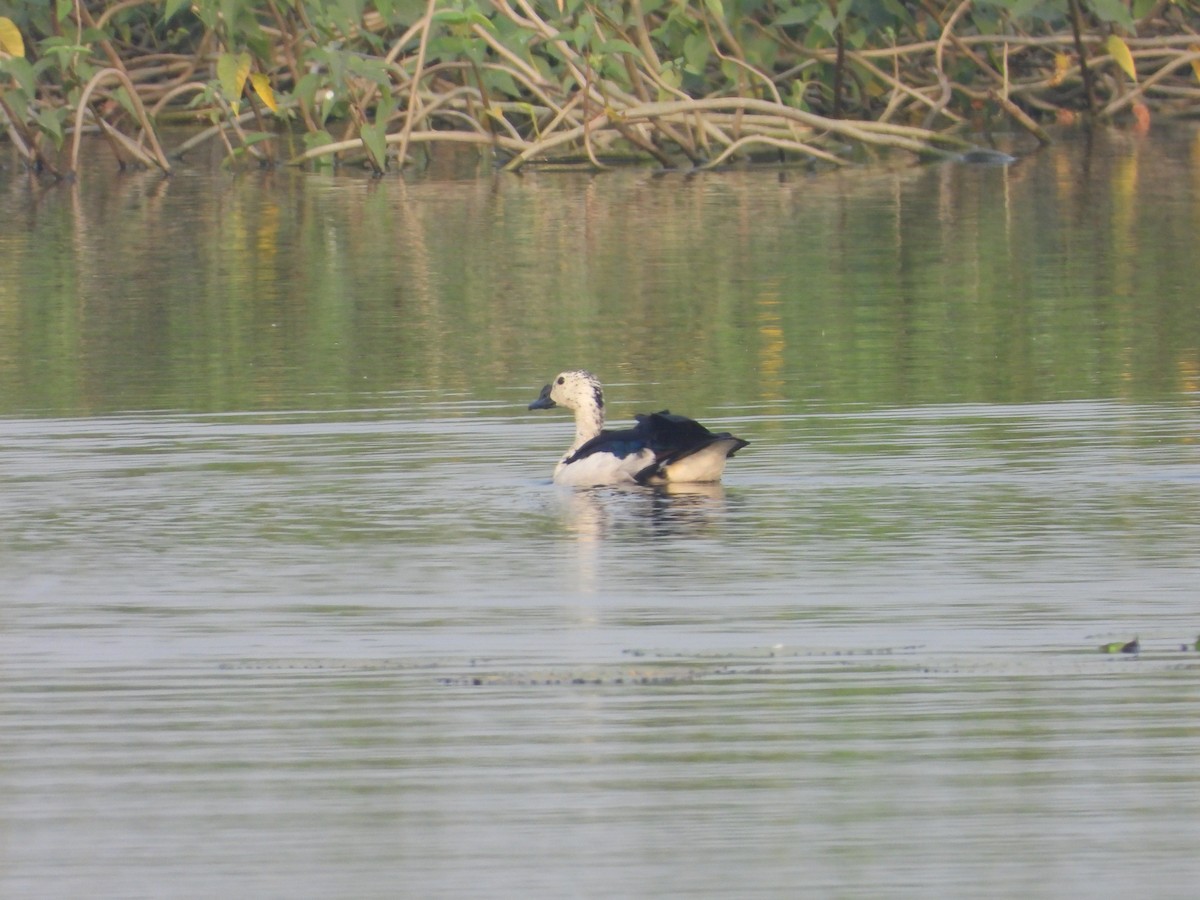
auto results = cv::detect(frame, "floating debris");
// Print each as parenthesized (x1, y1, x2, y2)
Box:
(1100, 638, 1140, 655)
(436, 669, 704, 688)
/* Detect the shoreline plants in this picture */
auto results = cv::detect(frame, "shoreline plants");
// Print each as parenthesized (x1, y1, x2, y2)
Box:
(0, 0, 1198, 178)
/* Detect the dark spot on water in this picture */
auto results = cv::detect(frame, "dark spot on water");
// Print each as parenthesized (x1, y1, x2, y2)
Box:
(956, 148, 1018, 165)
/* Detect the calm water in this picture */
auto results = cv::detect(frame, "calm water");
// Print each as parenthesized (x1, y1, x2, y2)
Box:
(2, 129, 1200, 898)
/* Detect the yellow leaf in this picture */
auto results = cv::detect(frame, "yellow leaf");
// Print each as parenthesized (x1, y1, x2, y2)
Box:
(1050, 53, 1070, 87)
(1106, 34, 1137, 83)
(235, 52, 251, 99)
(1191, 44, 1200, 83)
(0, 16, 25, 57)
(249, 73, 278, 113)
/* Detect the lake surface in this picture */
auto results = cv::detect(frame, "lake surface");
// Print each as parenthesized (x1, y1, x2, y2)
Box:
(2, 128, 1200, 898)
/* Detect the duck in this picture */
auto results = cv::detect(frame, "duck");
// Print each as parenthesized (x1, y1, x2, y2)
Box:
(528, 370, 749, 486)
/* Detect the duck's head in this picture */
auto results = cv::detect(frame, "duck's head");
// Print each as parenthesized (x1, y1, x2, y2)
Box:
(528, 370, 604, 412)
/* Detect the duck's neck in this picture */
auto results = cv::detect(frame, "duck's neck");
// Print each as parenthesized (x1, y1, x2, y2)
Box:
(569, 400, 605, 454)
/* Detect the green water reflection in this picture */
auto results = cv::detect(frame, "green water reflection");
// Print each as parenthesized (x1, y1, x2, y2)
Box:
(1, 126, 1198, 415)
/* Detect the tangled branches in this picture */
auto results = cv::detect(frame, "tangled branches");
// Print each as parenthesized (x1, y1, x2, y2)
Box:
(1, 0, 1198, 178)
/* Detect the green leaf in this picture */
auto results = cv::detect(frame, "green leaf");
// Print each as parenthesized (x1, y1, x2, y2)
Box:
(1089, 0, 1136, 30)
(481, 67, 521, 99)
(216, 51, 251, 110)
(294, 71, 321, 114)
(0, 55, 36, 96)
(111, 86, 139, 119)
(997, 0, 1044, 17)
(0, 74, 29, 118)
(433, 7, 495, 31)
(683, 32, 709, 76)
(303, 130, 334, 152)
(594, 39, 642, 57)
(789, 77, 809, 111)
(432, 10, 471, 26)
(657, 62, 681, 98)
(814, 7, 839, 37)
(36, 107, 65, 147)
(220, 0, 241, 34)
(345, 55, 390, 86)
(163, 0, 192, 21)
(360, 119, 388, 172)
(775, 4, 822, 28)
(703, 0, 725, 20)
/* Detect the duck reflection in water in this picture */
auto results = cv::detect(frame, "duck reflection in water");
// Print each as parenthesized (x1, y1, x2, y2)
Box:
(555, 481, 737, 542)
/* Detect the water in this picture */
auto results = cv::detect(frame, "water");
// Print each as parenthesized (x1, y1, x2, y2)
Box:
(2, 128, 1200, 898)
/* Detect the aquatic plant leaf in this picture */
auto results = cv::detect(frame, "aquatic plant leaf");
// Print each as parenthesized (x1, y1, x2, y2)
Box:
(1090, 0, 1136, 29)
(683, 32, 709, 75)
(1, 54, 34, 96)
(36, 107, 64, 147)
(249, 73, 278, 113)
(111, 86, 138, 119)
(775, 4, 821, 27)
(595, 39, 641, 58)
(1105, 35, 1137, 83)
(217, 51, 251, 112)
(360, 119, 388, 172)
(432, 8, 494, 31)
(163, 0, 190, 20)
(0, 16, 25, 57)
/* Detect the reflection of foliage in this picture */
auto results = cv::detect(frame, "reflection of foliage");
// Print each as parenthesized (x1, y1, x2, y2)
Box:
(2, 128, 1199, 416)
(0, 1, 1198, 176)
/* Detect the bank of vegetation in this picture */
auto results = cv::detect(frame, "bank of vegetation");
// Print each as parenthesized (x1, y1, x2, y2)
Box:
(1, 1, 1198, 178)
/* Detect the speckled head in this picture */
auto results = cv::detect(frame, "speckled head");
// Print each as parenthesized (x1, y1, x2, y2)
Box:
(528, 370, 604, 413)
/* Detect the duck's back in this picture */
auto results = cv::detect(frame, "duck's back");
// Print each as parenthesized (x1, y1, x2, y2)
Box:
(565, 410, 748, 485)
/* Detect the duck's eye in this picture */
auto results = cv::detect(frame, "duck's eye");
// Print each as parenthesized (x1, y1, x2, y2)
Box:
(556, 376, 565, 385)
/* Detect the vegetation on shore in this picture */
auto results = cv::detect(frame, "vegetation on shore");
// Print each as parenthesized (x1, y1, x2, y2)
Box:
(1, 1, 1198, 178)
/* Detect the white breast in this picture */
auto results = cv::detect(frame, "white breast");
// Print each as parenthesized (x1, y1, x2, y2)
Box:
(554, 449, 657, 486)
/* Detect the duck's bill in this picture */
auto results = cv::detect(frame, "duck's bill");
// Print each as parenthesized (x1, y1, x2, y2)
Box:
(528, 384, 556, 410)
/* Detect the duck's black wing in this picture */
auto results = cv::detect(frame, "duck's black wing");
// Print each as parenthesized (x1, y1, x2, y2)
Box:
(632, 410, 724, 448)
(564, 425, 656, 465)
(565, 410, 748, 483)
